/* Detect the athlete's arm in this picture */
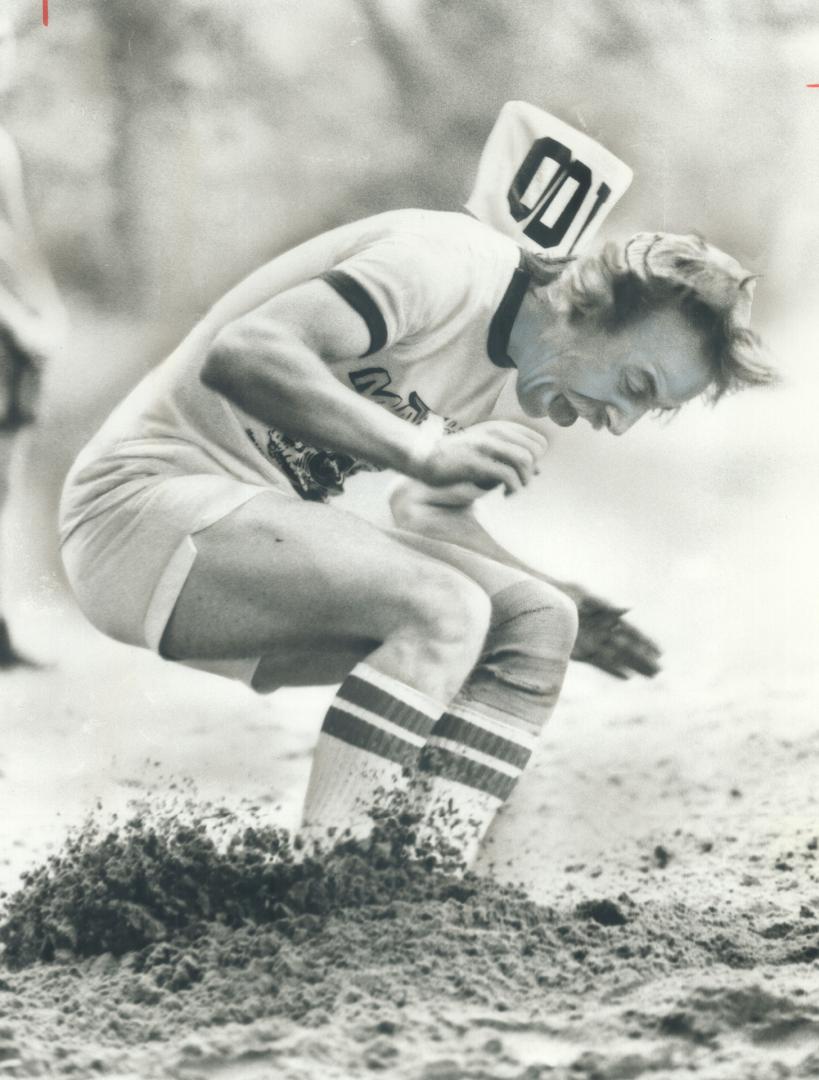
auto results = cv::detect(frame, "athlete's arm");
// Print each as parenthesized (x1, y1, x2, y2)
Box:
(390, 478, 662, 680)
(202, 278, 542, 494)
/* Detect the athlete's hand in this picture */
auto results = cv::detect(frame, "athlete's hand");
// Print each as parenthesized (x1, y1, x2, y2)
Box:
(569, 589, 662, 679)
(410, 421, 548, 500)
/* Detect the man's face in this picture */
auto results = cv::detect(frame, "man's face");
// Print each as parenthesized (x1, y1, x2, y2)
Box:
(514, 304, 715, 435)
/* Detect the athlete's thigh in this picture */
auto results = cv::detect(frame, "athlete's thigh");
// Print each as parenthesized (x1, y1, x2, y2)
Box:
(161, 491, 446, 662)
(248, 530, 527, 692)
(252, 636, 376, 692)
(390, 528, 526, 597)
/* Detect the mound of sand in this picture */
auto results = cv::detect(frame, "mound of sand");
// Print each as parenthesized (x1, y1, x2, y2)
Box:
(3, 799, 819, 1080)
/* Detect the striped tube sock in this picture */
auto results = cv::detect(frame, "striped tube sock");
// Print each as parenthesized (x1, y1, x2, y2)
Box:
(300, 661, 443, 846)
(416, 697, 538, 867)
(413, 578, 576, 868)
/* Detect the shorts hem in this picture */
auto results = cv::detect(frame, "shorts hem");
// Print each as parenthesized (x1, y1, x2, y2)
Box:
(142, 484, 266, 651)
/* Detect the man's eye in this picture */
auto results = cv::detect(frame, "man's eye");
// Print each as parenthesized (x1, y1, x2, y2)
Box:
(624, 375, 649, 401)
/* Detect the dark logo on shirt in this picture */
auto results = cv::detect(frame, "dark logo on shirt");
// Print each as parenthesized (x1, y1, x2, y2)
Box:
(348, 366, 431, 425)
(247, 365, 458, 501)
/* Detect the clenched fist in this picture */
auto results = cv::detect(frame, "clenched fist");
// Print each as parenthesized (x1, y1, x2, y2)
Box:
(410, 420, 549, 501)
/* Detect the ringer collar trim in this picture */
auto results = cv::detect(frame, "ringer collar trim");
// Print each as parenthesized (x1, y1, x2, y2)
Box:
(487, 248, 531, 369)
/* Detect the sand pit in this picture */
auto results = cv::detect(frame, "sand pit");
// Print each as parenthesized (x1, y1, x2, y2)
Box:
(3, 716, 819, 1080)
(2, 520, 818, 1079)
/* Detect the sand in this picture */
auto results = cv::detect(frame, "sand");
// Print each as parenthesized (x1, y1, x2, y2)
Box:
(3, 794, 819, 1080)
(2, 811, 819, 1080)
(2, 608, 819, 1079)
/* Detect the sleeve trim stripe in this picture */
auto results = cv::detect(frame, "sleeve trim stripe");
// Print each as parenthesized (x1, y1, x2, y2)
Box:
(320, 269, 388, 357)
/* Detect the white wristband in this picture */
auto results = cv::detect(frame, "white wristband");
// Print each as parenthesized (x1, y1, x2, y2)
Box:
(405, 414, 446, 476)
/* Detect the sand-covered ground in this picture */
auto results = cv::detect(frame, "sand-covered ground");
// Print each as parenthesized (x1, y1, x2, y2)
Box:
(1, 305, 818, 1078)
(1, 587, 818, 1079)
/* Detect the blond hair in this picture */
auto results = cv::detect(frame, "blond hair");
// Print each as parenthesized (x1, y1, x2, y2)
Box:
(533, 233, 775, 401)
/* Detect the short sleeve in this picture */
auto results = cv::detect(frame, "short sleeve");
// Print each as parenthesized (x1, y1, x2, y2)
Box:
(319, 233, 468, 357)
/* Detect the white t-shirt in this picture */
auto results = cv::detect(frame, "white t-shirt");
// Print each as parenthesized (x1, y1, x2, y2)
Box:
(61, 209, 540, 539)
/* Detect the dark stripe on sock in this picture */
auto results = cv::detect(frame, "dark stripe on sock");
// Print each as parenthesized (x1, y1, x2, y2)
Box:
(432, 712, 532, 770)
(322, 706, 422, 768)
(420, 744, 517, 801)
(320, 271, 387, 356)
(339, 675, 436, 738)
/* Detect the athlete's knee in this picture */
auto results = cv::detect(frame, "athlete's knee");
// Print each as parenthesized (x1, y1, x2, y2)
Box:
(468, 577, 578, 716)
(495, 578, 578, 663)
(400, 560, 492, 666)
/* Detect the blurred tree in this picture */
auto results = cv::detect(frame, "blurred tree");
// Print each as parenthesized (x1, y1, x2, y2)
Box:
(93, 0, 287, 317)
(349, 0, 516, 210)
(354, 0, 816, 275)
(4, 0, 818, 321)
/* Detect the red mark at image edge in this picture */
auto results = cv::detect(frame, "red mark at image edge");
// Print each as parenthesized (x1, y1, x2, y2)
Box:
(42, 0, 48, 26)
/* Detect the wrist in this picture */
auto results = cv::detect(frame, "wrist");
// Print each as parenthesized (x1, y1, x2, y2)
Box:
(398, 419, 442, 480)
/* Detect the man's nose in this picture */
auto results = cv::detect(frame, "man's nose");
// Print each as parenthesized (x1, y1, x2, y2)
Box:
(606, 404, 645, 435)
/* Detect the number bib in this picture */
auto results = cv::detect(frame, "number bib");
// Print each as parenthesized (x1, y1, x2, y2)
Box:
(466, 101, 633, 256)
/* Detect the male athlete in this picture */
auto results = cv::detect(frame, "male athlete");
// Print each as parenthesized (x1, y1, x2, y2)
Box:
(59, 105, 772, 863)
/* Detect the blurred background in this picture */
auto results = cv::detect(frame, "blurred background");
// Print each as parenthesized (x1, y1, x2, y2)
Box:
(1, 0, 818, 888)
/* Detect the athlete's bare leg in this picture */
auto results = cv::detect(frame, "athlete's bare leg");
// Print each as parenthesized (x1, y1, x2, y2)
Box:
(161, 496, 573, 856)
(247, 532, 526, 692)
(160, 492, 492, 704)
(383, 530, 578, 862)
(161, 492, 498, 840)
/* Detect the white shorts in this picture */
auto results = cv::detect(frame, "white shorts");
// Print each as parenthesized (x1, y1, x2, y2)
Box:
(60, 469, 292, 687)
